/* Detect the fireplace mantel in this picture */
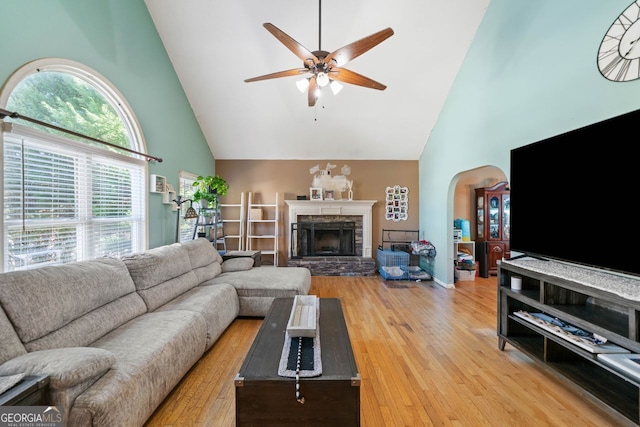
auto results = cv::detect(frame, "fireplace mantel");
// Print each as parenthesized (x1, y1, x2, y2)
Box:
(285, 200, 377, 257)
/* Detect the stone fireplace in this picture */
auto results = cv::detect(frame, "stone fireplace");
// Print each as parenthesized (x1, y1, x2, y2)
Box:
(285, 199, 376, 276)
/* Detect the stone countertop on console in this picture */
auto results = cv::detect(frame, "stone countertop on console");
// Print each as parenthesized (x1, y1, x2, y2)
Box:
(502, 257, 640, 301)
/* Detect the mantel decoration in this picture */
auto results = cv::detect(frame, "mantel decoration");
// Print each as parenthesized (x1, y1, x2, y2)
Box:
(192, 175, 229, 208)
(310, 187, 323, 200)
(309, 163, 353, 200)
(385, 185, 408, 222)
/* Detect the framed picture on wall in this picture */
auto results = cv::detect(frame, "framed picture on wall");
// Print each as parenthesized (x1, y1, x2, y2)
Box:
(385, 185, 409, 222)
(310, 187, 323, 200)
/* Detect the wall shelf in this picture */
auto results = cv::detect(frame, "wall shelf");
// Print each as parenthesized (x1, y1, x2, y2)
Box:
(150, 174, 166, 193)
(454, 241, 475, 262)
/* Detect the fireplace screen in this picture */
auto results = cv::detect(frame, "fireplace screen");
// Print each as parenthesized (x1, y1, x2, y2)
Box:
(291, 222, 356, 257)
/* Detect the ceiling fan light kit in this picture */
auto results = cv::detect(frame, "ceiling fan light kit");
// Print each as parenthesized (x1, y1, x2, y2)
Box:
(316, 72, 329, 87)
(296, 78, 310, 92)
(244, 0, 393, 106)
(330, 80, 343, 95)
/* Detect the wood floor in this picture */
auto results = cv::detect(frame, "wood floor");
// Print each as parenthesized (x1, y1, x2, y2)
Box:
(145, 275, 630, 426)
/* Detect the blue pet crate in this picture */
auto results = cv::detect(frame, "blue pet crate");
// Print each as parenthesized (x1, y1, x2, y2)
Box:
(377, 248, 410, 280)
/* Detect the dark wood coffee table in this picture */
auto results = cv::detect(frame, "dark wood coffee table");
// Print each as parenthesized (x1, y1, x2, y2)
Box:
(235, 297, 360, 426)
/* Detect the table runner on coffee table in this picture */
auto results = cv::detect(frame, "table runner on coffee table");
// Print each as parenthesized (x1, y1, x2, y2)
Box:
(277, 299, 322, 378)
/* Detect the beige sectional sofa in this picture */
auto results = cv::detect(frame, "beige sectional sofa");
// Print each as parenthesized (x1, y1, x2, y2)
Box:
(0, 238, 310, 426)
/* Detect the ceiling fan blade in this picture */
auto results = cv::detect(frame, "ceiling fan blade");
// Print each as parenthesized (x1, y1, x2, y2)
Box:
(263, 23, 319, 65)
(245, 68, 309, 83)
(308, 78, 318, 107)
(324, 28, 394, 68)
(330, 68, 387, 90)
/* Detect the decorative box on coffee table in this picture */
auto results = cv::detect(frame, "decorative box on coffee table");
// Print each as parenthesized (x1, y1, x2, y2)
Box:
(235, 297, 360, 426)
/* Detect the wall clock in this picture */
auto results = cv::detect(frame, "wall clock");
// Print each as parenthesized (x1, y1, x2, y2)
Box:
(598, 1, 640, 81)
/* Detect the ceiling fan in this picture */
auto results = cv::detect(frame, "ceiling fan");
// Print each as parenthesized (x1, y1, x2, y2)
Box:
(244, 1, 394, 107)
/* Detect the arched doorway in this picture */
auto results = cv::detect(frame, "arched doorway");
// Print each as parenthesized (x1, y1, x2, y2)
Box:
(450, 165, 508, 283)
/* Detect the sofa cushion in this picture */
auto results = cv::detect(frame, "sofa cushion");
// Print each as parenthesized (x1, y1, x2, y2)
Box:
(0, 306, 26, 365)
(69, 310, 207, 427)
(123, 244, 200, 311)
(155, 283, 239, 349)
(181, 237, 222, 283)
(236, 296, 281, 318)
(181, 237, 218, 267)
(209, 267, 311, 298)
(207, 267, 312, 316)
(222, 257, 254, 273)
(0, 347, 115, 390)
(26, 293, 147, 353)
(0, 258, 146, 350)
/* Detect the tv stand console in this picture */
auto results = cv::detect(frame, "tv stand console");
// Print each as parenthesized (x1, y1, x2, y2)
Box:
(498, 258, 640, 425)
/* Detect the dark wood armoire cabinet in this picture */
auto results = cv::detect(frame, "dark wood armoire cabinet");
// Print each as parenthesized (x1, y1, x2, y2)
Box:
(475, 182, 510, 276)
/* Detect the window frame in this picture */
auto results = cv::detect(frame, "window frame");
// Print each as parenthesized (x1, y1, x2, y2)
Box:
(0, 58, 148, 156)
(0, 58, 149, 271)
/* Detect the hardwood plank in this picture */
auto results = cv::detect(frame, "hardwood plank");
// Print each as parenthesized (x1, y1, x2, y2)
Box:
(145, 275, 631, 426)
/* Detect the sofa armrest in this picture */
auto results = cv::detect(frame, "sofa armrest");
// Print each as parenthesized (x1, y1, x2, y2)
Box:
(222, 257, 254, 273)
(0, 347, 115, 390)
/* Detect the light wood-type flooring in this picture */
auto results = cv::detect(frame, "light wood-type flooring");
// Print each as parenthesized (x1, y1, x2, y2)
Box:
(145, 274, 631, 426)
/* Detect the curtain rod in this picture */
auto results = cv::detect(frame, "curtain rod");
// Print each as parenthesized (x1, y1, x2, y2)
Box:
(0, 108, 163, 163)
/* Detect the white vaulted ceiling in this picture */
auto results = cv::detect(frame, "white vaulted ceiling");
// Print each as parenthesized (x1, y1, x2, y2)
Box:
(145, 0, 490, 160)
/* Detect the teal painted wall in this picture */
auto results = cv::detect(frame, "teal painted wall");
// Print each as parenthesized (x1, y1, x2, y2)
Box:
(419, 0, 640, 285)
(0, 0, 215, 249)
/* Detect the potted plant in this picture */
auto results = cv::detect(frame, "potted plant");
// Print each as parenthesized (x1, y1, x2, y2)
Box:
(192, 174, 229, 208)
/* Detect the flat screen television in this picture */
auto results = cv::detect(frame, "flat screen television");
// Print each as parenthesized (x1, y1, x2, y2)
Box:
(509, 108, 639, 278)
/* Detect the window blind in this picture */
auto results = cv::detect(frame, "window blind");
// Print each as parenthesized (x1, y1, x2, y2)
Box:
(2, 123, 146, 272)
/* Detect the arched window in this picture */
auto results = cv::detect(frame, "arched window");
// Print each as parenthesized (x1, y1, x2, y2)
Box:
(0, 59, 147, 271)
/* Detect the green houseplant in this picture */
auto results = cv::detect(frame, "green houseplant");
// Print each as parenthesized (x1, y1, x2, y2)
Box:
(192, 175, 229, 208)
